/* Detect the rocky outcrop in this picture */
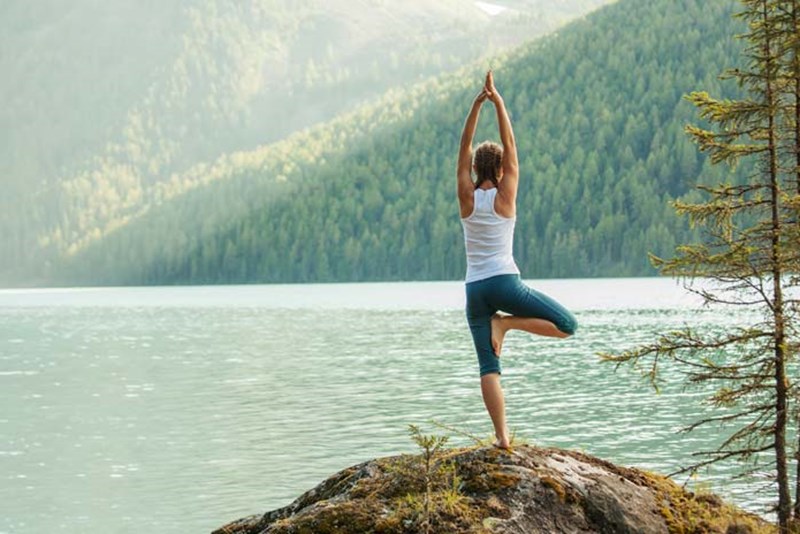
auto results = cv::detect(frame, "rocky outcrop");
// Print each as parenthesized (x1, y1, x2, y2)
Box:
(212, 445, 773, 534)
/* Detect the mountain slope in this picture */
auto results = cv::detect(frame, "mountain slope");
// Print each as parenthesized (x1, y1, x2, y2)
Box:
(0, 0, 614, 285)
(48, 0, 745, 285)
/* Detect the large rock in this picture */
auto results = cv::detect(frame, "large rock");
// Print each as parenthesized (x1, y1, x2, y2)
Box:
(211, 445, 772, 534)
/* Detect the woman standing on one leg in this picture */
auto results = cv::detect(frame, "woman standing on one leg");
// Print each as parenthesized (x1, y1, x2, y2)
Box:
(457, 71, 578, 449)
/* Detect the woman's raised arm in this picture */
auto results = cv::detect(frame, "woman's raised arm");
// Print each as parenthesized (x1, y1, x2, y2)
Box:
(485, 72, 519, 203)
(457, 89, 489, 208)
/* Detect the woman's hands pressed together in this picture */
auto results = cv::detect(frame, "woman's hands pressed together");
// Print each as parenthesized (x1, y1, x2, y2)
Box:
(473, 71, 501, 107)
(484, 70, 501, 103)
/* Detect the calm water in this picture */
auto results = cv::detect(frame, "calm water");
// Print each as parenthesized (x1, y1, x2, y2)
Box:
(0, 278, 774, 533)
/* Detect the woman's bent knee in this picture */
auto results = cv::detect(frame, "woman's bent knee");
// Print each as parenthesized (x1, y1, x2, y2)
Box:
(558, 315, 578, 337)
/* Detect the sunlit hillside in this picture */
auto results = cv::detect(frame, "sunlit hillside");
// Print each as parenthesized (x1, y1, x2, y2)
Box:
(0, 0, 614, 286)
(51, 0, 746, 285)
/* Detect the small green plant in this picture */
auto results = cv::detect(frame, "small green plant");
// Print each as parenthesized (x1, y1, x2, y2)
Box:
(396, 424, 469, 534)
(408, 424, 450, 533)
(377, 425, 481, 532)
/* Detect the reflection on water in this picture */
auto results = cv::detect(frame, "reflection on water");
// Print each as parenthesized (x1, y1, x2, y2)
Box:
(0, 279, 774, 532)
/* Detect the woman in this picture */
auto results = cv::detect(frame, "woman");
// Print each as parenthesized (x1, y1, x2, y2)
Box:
(457, 71, 578, 449)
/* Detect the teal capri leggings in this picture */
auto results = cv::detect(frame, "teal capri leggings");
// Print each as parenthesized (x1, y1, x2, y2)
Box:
(466, 274, 577, 377)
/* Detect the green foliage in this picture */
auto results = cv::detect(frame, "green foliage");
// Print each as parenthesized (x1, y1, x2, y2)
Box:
(45, 0, 750, 286)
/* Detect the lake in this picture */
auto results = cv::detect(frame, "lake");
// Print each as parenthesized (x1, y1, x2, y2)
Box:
(0, 278, 774, 533)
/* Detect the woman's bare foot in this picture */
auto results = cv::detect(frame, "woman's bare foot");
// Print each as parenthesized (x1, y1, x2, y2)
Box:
(491, 314, 507, 356)
(492, 429, 511, 449)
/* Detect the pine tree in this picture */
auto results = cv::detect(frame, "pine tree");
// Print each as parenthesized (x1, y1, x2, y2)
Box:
(602, 0, 799, 529)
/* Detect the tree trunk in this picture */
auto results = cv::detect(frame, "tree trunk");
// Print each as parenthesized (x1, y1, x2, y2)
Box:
(762, 2, 791, 530)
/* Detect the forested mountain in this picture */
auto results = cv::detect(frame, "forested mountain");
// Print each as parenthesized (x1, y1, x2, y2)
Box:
(41, 0, 747, 286)
(1, 0, 614, 286)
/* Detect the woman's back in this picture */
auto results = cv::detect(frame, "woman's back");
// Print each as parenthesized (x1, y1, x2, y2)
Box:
(461, 187, 520, 283)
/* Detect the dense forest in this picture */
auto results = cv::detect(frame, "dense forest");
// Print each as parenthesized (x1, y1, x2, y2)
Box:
(1, 0, 612, 286)
(43, 0, 748, 286)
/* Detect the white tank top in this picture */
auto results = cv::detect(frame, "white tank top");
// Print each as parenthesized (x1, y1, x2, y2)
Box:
(460, 187, 520, 283)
